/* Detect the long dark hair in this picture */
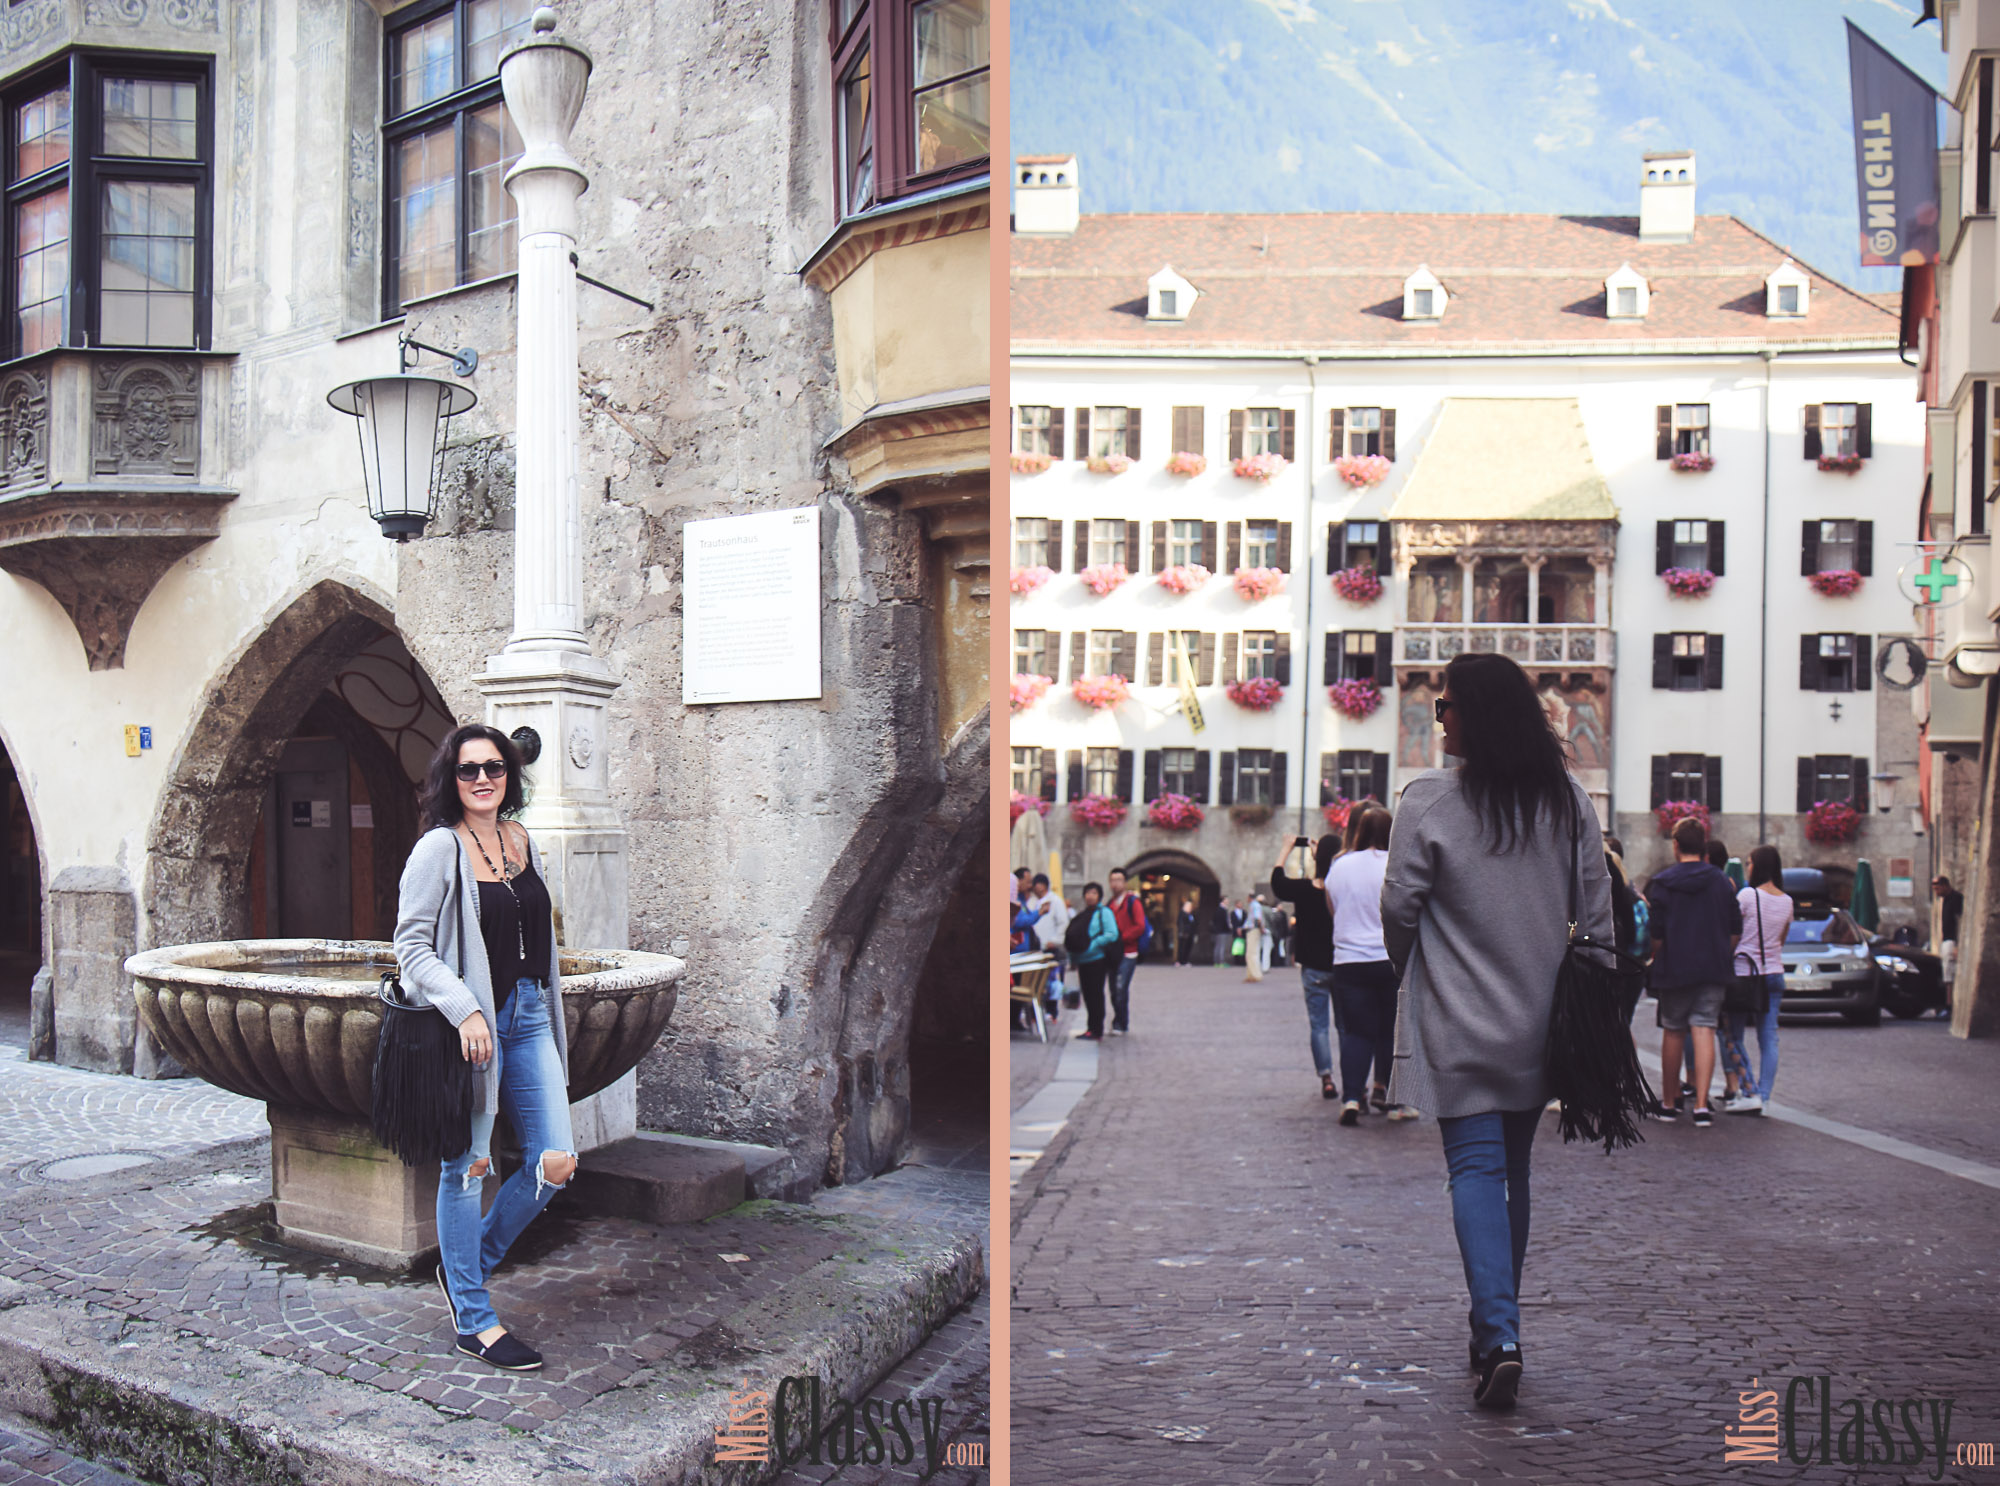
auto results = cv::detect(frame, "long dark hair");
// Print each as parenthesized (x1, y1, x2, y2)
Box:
(1445, 653, 1576, 848)
(419, 724, 528, 830)
(1747, 844, 1783, 889)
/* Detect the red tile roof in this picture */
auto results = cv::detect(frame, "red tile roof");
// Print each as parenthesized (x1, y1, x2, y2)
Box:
(1010, 213, 1896, 352)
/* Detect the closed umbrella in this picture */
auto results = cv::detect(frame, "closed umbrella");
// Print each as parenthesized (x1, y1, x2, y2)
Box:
(1725, 856, 1744, 889)
(1011, 805, 1049, 883)
(1851, 858, 1880, 933)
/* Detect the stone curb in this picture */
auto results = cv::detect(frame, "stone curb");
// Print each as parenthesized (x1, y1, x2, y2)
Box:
(0, 1188, 985, 1486)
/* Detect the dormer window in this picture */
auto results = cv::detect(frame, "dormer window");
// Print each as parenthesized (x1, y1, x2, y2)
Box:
(1147, 264, 1197, 321)
(1402, 265, 1446, 321)
(1606, 262, 1648, 319)
(1766, 258, 1810, 319)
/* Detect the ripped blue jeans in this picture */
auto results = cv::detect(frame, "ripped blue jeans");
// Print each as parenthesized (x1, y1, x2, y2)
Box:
(437, 979, 576, 1336)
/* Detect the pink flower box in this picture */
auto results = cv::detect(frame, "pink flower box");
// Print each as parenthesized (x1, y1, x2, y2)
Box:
(1010, 790, 1051, 826)
(1166, 451, 1208, 477)
(1804, 799, 1860, 843)
(1233, 566, 1287, 602)
(1328, 678, 1383, 719)
(1226, 676, 1285, 711)
(1069, 793, 1129, 830)
(1086, 453, 1133, 475)
(1322, 798, 1353, 833)
(1654, 799, 1710, 838)
(1231, 453, 1288, 482)
(1010, 452, 1052, 475)
(1009, 564, 1053, 596)
(1333, 566, 1384, 604)
(1156, 563, 1210, 595)
(1817, 453, 1864, 473)
(1010, 674, 1052, 711)
(1663, 566, 1715, 598)
(1333, 454, 1391, 488)
(1808, 568, 1863, 597)
(1079, 563, 1129, 596)
(1072, 673, 1130, 710)
(1670, 451, 1714, 473)
(1146, 792, 1205, 830)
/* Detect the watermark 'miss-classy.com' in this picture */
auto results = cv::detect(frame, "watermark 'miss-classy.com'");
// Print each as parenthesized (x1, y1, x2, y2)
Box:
(1727, 1376, 1992, 1477)
(713, 1375, 984, 1475)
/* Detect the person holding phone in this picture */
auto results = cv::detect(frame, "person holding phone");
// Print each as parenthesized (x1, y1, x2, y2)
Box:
(1272, 834, 1342, 1100)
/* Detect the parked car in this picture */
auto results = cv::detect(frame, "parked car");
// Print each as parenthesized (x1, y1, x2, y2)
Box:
(1778, 907, 1882, 1024)
(1872, 943, 1948, 1019)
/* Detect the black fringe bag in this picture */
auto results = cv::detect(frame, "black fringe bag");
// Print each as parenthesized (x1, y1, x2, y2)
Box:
(372, 851, 477, 1166)
(1545, 808, 1657, 1153)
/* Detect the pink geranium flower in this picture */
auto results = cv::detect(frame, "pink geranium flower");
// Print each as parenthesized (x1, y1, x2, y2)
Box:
(1233, 566, 1287, 602)
(1079, 563, 1130, 596)
(1156, 564, 1210, 595)
(1072, 673, 1131, 710)
(1010, 564, 1053, 596)
(1010, 674, 1052, 711)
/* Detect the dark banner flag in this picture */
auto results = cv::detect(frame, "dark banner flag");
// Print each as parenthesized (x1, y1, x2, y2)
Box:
(1846, 20, 1941, 267)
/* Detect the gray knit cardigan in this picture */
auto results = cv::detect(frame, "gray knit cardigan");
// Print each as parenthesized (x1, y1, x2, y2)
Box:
(392, 824, 569, 1115)
(1380, 770, 1614, 1119)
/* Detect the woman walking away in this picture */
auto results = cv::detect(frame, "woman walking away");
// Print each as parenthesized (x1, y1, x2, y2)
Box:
(1272, 834, 1341, 1100)
(395, 725, 576, 1373)
(1065, 883, 1120, 1041)
(1722, 845, 1793, 1114)
(1327, 806, 1403, 1124)
(1381, 653, 1613, 1413)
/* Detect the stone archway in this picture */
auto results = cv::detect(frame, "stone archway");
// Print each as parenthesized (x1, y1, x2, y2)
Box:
(1124, 848, 1222, 965)
(0, 727, 46, 1052)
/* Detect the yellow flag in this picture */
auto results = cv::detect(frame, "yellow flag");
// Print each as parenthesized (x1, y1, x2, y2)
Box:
(1173, 633, 1205, 735)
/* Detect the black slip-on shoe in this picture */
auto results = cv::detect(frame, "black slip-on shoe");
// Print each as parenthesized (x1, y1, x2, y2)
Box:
(1474, 1343, 1522, 1411)
(456, 1330, 542, 1371)
(435, 1263, 462, 1333)
(1469, 1338, 1526, 1372)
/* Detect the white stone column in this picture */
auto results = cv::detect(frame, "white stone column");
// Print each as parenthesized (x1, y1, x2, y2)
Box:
(1524, 554, 1545, 631)
(476, 13, 634, 1150)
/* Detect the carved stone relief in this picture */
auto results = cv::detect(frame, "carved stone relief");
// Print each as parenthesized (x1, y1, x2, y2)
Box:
(84, 0, 219, 30)
(0, 368, 50, 491)
(348, 129, 378, 266)
(92, 358, 201, 478)
(0, 0, 64, 57)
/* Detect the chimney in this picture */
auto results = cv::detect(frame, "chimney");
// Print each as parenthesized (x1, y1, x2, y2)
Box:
(1639, 150, 1696, 243)
(1014, 154, 1079, 236)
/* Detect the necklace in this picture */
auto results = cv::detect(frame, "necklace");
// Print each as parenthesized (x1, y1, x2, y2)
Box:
(467, 822, 527, 964)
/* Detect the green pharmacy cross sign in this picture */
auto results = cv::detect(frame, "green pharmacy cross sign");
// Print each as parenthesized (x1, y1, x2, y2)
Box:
(1914, 557, 1959, 603)
(1897, 550, 1973, 609)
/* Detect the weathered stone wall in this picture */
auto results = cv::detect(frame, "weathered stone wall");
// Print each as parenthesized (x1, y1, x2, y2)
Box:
(47, 867, 136, 1075)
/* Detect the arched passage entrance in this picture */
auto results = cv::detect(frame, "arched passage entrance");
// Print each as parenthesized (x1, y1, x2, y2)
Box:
(1123, 848, 1221, 966)
(0, 735, 43, 1049)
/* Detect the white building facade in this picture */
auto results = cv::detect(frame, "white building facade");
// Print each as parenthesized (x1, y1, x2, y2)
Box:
(1010, 156, 1924, 952)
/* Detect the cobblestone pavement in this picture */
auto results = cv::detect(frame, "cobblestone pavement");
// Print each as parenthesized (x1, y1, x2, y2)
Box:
(1010, 964, 2000, 1484)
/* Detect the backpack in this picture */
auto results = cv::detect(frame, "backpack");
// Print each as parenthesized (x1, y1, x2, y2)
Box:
(1064, 907, 1098, 956)
(1136, 912, 1155, 955)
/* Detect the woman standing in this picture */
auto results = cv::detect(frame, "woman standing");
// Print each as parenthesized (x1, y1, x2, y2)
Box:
(1380, 653, 1612, 1412)
(1722, 845, 1793, 1114)
(394, 724, 576, 1372)
(1326, 806, 1405, 1125)
(1271, 835, 1340, 1100)
(1067, 883, 1120, 1041)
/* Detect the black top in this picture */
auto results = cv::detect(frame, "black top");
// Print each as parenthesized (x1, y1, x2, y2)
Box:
(1942, 889, 1964, 943)
(476, 858, 553, 1010)
(1270, 868, 1334, 972)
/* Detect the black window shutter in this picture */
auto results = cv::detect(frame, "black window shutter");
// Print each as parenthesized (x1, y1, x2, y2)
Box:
(1375, 536, 1393, 577)
(1655, 520, 1672, 575)
(1796, 757, 1814, 812)
(1975, 381, 1988, 512)
(1125, 521, 1140, 570)
(1193, 750, 1211, 803)
(1704, 756, 1723, 811)
(1147, 632, 1164, 686)
(1856, 521, 1873, 576)
(1201, 521, 1218, 570)
(1275, 522, 1292, 572)
(1381, 409, 1396, 461)
(1228, 410, 1244, 460)
(1652, 633, 1672, 689)
(1114, 631, 1137, 681)
(1271, 751, 1288, 808)
(1280, 410, 1296, 463)
(1856, 404, 1871, 459)
(1656, 405, 1672, 460)
(1218, 752, 1236, 806)
(1127, 408, 1142, 460)
(1801, 519, 1819, 576)
(1151, 521, 1167, 573)
(1851, 756, 1870, 812)
(1067, 750, 1084, 803)
(1853, 634, 1871, 690)
(1374, 631, 1393, 686)
(1323, 632, 1339, 685)
(1197, 632, 1216, 685)
(1072, 520, 1088, 572)
(1274, 632, 1291, 686)
(1049, 410, 1064, 461)
(1039, 749, 1057, 803)
(1075, 407, 1090, 457)
(1328, 407, 1345, 461)
(1800, 635, 1819, 691)
(1225, 521, 1242, 573)
(1115, 750, 1134, 803)
(1704, 633, 1725, 690)
(1369, 754, 1388, 802)
(1222, 632, 1238, 681)
(1326, 521, 1345, 574)
(1650, 756, 1669, 809)
(1804, 405, 1821, 461)
(1142, 749, 1161, 802)
(1070, 631, 1086, 682)
(1707, 521, 1725, 576)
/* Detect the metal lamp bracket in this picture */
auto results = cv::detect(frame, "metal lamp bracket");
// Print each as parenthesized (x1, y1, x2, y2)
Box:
(398, 331, 478, 377)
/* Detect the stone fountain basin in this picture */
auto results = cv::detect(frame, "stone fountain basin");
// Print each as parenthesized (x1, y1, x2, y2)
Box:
(124, 939, 684, 1117)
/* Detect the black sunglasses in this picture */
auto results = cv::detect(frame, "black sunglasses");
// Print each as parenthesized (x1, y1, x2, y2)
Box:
(1433, 697, 1455, 723)
(455, 760, 509, 782)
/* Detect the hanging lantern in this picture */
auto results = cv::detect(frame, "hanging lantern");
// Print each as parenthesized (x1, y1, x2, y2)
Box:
(325, 374, 477, 542)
